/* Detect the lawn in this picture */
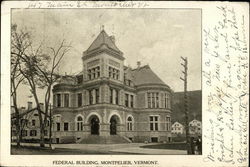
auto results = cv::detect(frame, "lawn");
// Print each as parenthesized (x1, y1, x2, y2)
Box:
(140, 142, 187, 150)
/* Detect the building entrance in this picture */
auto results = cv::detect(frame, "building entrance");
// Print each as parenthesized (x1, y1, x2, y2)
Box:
(110, 115, 119, 135)
(90, 116, 100, 135)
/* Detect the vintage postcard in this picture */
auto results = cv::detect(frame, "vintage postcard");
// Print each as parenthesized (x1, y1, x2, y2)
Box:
(0, 1, 249, 167)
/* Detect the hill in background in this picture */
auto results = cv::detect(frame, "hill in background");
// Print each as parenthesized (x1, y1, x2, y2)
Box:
(172, 90, 202, 124)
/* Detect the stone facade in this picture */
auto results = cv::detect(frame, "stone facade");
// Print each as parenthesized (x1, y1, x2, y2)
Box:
(52, 29, 173, 144)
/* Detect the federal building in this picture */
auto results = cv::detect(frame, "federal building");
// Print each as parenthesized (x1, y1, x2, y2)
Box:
(52, 29, 173, 144)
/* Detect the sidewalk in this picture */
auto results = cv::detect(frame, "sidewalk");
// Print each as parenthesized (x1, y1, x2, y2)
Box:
(12, 143, 187, 155)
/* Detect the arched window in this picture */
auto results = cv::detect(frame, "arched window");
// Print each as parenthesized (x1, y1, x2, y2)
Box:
(76, 116, 83, 131)
(127, 116, 133, 131)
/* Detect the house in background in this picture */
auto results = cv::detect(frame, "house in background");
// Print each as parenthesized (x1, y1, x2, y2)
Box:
(171, 122, 185, 134)
(11, 102, 50, 142)
(189, 119, 202, 135)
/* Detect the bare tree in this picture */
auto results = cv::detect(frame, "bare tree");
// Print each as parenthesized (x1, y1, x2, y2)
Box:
(11, 24, 71, 147)
(31, 40, 71, 147)
(11, 24, 30, 147)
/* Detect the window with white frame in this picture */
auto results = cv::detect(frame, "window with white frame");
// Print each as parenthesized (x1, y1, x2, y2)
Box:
(127, 116, 133, 131)
(76, 116, 83, 131)
(149, 116, 159, 131)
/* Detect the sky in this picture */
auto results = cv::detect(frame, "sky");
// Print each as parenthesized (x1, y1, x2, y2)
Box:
(12, 9, 201, 107)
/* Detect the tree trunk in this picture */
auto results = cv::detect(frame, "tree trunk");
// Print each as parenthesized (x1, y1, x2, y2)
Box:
(14, 103, 21, 148)
(40, 123, 45, 147)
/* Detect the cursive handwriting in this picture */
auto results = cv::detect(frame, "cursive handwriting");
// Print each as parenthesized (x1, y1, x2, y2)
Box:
(27, 1, 149, 9)
(203, 5, 248, 165)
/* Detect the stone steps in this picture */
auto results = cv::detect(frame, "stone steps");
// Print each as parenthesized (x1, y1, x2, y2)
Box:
(77, 135, 131, 144)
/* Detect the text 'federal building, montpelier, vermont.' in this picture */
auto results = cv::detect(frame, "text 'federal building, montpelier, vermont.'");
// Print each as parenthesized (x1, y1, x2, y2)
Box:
(52, 28, 173, 144)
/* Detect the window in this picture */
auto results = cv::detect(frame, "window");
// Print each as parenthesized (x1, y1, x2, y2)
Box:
(147, 93, 151, 108)
(44, 130, 48, 136)
(109, 88, 113, 103)
(108, 66, 120, 80)
(76, 116, 83, 131)
(89, 90, 93, 105)
(149, 116, 159, 131)
(88, 66, 100, 80)
(77, 93, 82, 107)
(21, 119, 28, 126)
(64, 122, 69, 131)
(127, 116, 133, 131)
(125, 94, 129, 107)
(56, 94, 61, 107)
(32, 120, 36, 126)
(96, 88, 99, 104)
(110, 88, 119, 104)
(156, 93, 159, 108)
(97, 66, 100, 78)
(56, 123, 60, 131)
(30, 130, 37, 136)
(53, 95, 56, 107)
(130, 95, 134, 108)
(152, 93, 155, 108)
(165, 93, 171, 109)
(21, 130, 27, 137)
(166, 116, 171, 131)
(147, 92, 160, 108)
(64, 94, 69, 107)
(46, 120, 50, 127)
(115, 89, 119, 104)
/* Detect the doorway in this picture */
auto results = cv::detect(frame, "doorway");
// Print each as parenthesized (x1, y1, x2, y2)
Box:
(110, 115, 119, 135)
(90, 116, 100, 135)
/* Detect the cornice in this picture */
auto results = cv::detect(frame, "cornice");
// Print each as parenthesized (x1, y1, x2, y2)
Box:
(82, 47, 125, 61)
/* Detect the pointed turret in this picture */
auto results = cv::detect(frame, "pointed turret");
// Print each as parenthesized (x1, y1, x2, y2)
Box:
(83, 29, 124, 61)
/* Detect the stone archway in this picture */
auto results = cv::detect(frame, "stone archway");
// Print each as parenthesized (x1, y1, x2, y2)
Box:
(110, 115, 120, 135)
(89, 115, 100, 135)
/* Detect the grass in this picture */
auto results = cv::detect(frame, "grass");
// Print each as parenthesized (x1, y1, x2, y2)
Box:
(140, 142, 187, 150)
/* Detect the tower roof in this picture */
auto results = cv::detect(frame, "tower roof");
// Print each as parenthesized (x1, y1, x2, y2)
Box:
(86, 30, 121, 53)
(131, 65, 167, 86)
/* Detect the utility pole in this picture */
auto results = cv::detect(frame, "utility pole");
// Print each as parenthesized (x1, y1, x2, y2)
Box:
(180, 56, 192, 154)
(49, 103, 52, 148)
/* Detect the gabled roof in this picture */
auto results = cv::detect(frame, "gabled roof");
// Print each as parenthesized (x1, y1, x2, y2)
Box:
(11, 108, 48, 119)
(131, 65, 167, 86)
(86, 30, 121, 53)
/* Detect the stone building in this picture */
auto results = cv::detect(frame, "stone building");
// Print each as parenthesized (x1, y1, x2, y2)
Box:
(52, 29, 173, 144)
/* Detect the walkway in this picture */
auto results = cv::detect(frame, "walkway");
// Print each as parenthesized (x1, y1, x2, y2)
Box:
(12, 143, 187, 155)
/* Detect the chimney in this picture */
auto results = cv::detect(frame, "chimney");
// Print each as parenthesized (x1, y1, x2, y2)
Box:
(39, 103, 44, 111)
(137, 61, 141, 68)
(27, 102, 32, 110)
(109, 35, 115, 44)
